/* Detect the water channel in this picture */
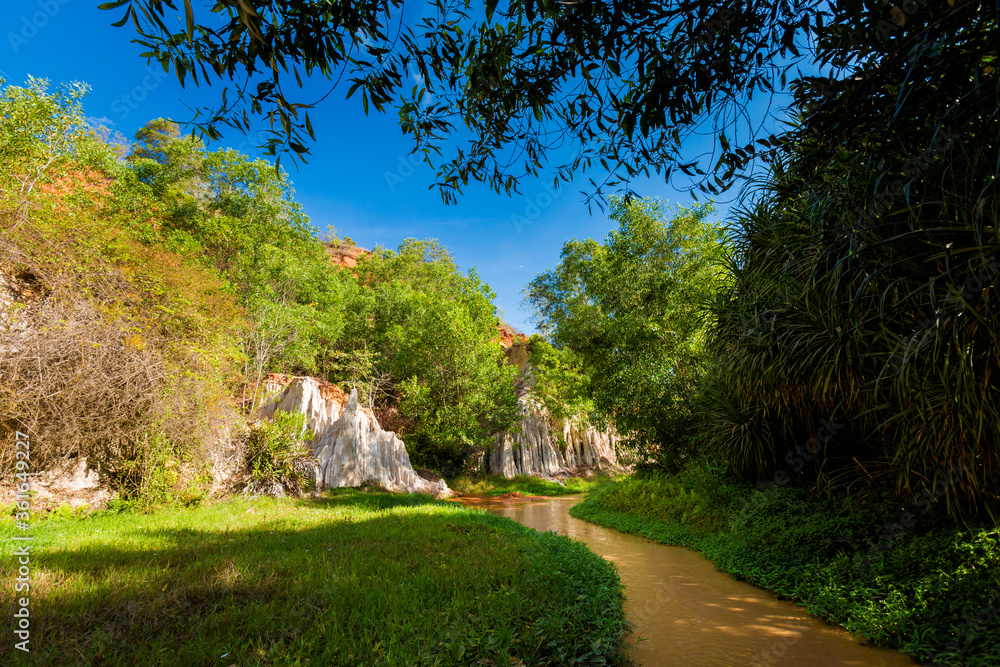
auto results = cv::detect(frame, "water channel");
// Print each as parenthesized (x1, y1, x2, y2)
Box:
(454, 494, 917, 667)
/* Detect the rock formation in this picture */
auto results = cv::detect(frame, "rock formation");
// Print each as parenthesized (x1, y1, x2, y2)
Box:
(326, 243, 370, 270)
(496, 323, 528, 348)
(486, 396, 619, 478)
(486, 335, 622, 479)
(259, 376, 451, 498)
(503, 341, 532, 376)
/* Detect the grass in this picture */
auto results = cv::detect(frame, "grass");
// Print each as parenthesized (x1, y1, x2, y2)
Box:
(448, 474, 613, 497)
(571, 469, 1000, 667)
(1, 489, 627, 666)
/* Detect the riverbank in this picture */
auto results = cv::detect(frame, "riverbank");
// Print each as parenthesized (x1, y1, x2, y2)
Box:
(449, 473, 615, 497)
(1, 489, 627, 665)
(570, 469, 1000, 666)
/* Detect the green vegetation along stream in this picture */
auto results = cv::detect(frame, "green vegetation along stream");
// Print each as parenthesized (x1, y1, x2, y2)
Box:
(458, 494, 917, 667)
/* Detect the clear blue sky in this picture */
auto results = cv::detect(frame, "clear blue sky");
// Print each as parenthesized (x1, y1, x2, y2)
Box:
(2, 1, 772, 332)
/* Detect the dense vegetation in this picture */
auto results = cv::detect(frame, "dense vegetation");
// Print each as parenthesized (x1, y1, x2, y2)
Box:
(0, 490, 628, 665)
(700, 14, 1000, 517)
(0, 78, 518, 503)
(572, 473, 1000, 666)
(96, 0, 1000, 515)
(5, 0, 1000, 659)
(515, 0, 1000, 520)
(343, 241, 519, 474)
(100, 0, 1000, 517)
(450, 474, 608, 497)
(527, 198, 726, 469)
(0, 80, 243, 503)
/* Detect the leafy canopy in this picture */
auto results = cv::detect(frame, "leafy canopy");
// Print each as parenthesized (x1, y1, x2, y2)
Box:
(342, 239, 520, 473)
(101, 0, 847, 200)
(527, 197, 726, 469)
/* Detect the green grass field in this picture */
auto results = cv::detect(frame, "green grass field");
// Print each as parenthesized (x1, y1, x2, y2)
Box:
(1, 490, 627, 666)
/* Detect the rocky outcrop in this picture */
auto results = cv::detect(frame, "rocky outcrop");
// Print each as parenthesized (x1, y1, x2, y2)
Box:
(259, 376, 450, 498)
(497, 323, 528, 348)
(486, 397, 619, 478)
(0, 454, 110, 511)
(326, 243, 369, 270)
(504, 342, 532, 376)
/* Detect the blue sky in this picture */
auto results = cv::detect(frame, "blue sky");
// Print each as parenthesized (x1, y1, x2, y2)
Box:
(2, 1, 779, 332)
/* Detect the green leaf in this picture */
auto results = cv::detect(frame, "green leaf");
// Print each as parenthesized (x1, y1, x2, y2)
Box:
(184, 0, 195, 39)
(110, 7, 131, 27)
(485, 0, 500, 23)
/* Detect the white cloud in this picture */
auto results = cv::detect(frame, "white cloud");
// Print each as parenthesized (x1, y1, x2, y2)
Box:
(87, 115, 115, 128)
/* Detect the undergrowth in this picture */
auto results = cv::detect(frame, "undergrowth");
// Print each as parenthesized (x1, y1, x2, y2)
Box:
(450, 474, 613, 497)
(571, 468, 1000, 667)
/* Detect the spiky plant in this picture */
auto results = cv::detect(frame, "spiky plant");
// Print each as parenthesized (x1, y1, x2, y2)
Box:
(703, 0, 1000, 517)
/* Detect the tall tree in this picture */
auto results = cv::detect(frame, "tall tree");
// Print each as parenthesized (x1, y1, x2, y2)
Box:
(341, 239, 520, 473)
(527, 198, 726, 468)
(704, 0, 1000, 517)
(125, 119, 352, 377)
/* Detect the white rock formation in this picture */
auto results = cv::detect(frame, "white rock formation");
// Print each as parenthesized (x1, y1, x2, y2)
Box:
(487, 396, 619, 478)
(258, 377, 451, 498)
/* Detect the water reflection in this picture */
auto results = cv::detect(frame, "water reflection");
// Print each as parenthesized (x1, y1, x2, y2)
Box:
(455, 495, 916, 667)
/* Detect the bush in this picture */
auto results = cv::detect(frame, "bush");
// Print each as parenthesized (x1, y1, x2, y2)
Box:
(243, 412, 316, 497)
(0, 80, 241, 506)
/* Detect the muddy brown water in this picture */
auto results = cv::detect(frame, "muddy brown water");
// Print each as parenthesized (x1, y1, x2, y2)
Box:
(454, 494, 917, 667)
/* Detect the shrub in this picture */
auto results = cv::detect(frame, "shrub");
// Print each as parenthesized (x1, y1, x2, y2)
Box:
(243, 412, 316, 497)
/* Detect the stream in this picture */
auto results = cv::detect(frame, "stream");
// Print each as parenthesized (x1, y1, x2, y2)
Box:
(454, 494, 917, 667)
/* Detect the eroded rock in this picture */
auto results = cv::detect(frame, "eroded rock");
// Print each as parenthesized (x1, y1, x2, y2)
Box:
(258, 376, 451, 498)
(487, 396, 619, 478)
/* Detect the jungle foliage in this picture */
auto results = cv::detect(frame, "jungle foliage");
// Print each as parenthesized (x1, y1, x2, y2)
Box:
(0, 80, 517, 497)
(515, 0, 1000, 517)
(527, 198, 726, 470)
(340, 240, 520, 474)
(702, 0, 1000, 517)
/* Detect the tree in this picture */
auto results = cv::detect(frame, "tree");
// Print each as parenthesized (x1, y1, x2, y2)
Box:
(527, 198, 726, 468)
(102, 0, 848, 201)
(0, 77, 94, 220)
(702, 0, 1000, 517)
(523, 333, 593, 424)
(103, 1, 996, 206)
(340, 238, 520, 473)
(125, 119, 353, 377)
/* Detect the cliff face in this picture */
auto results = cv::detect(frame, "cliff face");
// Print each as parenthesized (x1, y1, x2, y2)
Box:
(486, 335, 621, 478)
(258, 376, 450, 498)
(487, 396, 620, 479)
(326, 243, 369, 270)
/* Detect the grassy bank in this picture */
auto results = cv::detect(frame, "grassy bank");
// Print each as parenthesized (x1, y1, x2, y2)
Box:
(2, 490, 627, 666)
(449, 474, 611, 497)
(570, 469, 1000, 666)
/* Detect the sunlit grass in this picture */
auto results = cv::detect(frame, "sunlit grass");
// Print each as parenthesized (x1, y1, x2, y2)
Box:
(0, 489, 627, 666)
(449, 474, 617, 497)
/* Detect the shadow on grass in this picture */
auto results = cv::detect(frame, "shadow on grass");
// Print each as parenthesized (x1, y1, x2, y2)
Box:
(11, 491, 627, 667)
